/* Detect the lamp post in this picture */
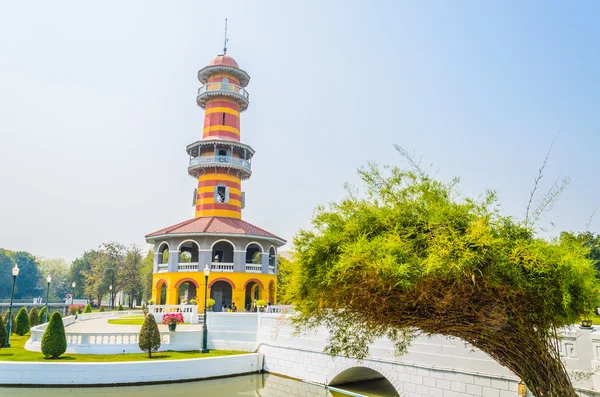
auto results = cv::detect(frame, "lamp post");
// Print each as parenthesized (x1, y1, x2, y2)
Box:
(44, 275, 52, 323)
(71, 281, 76, 305)
(109, 284, 113, 309)
(5, 264, 20, 347)
(202, 264, 210, 353)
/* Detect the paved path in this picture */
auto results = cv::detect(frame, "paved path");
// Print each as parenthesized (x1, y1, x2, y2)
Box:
(66, 317, 203, 333)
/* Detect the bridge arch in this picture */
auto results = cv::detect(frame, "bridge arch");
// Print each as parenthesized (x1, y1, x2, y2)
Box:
(328, 362, 402, 396)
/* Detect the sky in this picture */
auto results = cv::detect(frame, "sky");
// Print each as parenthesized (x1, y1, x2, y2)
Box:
(0, 1, 598, 261)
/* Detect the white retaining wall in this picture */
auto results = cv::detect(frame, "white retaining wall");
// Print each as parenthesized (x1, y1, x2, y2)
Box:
(0, 353, 262, 386)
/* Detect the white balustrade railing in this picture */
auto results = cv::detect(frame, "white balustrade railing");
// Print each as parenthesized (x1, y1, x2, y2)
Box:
(211, 262, 234, 272)
(157, 264, 168, 273)
(148, 304, 198, 324)
(245, 263, 262, 273)
(269, 265, 275, 274)
(198, 82, 250, 101)
(189, 155, 251, 171)
(178, 262, 199, 272)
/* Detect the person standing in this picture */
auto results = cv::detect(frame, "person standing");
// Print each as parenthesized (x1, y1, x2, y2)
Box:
(266, 302, 272, 313)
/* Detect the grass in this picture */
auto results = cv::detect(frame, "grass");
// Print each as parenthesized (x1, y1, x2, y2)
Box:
(0, 334, 245, 362)
(107, 316, 146, 325)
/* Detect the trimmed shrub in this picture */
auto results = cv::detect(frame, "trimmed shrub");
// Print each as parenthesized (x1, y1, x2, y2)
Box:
(29, 307, 39, 327)
(117, 304, 124, 312)
(138, 313, 161, 357)
(14, 307, 30, 336)
(41, 312, 66, 359)
(84, 304, 92, 313)
(98, 305, 105, 312)
(0, 315, 6, 348)
(38, 306, 47, 323)
(2, 310, 15, 332)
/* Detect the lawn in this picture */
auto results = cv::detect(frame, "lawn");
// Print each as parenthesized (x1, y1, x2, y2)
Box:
(0, 334, 245, 362)
(107, 316, 146, 325)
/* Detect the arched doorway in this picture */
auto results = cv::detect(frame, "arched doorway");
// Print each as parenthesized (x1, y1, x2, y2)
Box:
(269, 246, 276, 273)
(244, 279, 263, 311)
(178, 241, 199, 263)
(157, 243, 169, 266)
(210, 280, 233, 312)
(156, 279, 167, 305)
(176, 279, 198, 305)
(246, 243, 263, 264)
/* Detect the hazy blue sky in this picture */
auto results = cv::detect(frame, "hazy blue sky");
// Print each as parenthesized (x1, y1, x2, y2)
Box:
(0, 1, 598, 260)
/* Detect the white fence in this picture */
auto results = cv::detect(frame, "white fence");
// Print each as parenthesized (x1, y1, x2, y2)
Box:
(148, 304, 199, 324)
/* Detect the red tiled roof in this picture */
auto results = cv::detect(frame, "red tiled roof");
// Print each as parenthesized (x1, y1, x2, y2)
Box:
(145, 217, 286, 243)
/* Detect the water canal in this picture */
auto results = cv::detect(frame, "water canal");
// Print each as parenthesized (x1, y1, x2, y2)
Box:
(0, 373, 398, 397)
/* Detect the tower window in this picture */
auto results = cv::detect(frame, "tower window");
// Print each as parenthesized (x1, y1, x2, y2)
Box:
(215, 185, 229, 203)
(218, 149, 227, 156)
(222, 113, 226, 125)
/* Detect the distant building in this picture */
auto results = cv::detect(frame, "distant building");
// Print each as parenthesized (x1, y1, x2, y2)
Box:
(145, 51, 285, 311)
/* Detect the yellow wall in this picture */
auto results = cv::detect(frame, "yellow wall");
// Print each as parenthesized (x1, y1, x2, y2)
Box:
(152, 271, 277, 310)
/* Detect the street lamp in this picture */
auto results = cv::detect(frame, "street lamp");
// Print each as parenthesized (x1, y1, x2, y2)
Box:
(44, 275, 52, 323)
(5, 264, 20, 347)
(71, 281, 76, 305)
(202, 264, 210, 353)
(109, 284, 113, 309)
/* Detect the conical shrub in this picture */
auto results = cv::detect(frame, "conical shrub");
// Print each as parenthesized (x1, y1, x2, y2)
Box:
(14, 307, 30, 336)
(98, 305, 105, 312)
(138, 314, 161, 358)
(0, 315, 6, 348)
(38, 306, 47, 323)
(41, 312, 66, 359)
(29, 307, 39, 327)
(2, 310, 15, 333)
(84, 304, 92, 313)
(117, 304, 124, 311)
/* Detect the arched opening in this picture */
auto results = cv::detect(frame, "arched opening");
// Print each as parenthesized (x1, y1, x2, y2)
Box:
(176, 279, 198, 305)
(157, 243, 169, 265)
(246, 243, 262, 264)
(329, 367, 398, 397)
(212, 240, 234, 263)
(244, 279, 263, 311)
(269, 247, 276, 271)
(178, 240, 199, 263)
(210, 280, 233, 312)
(156, 280, 167, 305)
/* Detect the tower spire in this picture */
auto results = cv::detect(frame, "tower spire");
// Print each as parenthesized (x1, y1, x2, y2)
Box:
(223, 18, 228, 55)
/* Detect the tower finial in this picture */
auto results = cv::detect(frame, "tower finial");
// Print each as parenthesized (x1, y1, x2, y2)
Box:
(223, 18, 228, 55)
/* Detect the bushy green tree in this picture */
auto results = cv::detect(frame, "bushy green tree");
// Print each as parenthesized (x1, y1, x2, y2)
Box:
(38, 306, 47, 323)
(0, 315, 6, 348)
(117, 304, 124, 311)
(3, 310, 16, 334)
(84, 304, 92, 313)
(276, 255, 294, 304)
(290, 158, 600, 397)
(14, 307, 30, 336)
(41, 312, 67, 359)
(98, 305, 105, 312)
(29, 307, 39, 327)
(138, 314, 161, 357)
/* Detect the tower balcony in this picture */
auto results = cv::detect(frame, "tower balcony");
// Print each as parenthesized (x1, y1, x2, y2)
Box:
(188, 155, 252, 180)
(197, 83, 249, 111)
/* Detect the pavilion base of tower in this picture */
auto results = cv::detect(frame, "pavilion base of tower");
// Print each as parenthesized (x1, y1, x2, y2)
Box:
(146, 216, 284, 312)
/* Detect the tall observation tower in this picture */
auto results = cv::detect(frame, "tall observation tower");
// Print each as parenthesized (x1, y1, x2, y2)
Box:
(145, 40, 285, 312)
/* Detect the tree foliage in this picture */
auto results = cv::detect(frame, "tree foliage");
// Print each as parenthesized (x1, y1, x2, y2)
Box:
(0, 315, 6, 348)
(41, 312, 67, 359)
(14, 307, 30, 336)
(38, 306, 47, 324)
(84, 304, 92, 313)
(276, 255, 295, 304)
(290, 159, 600, 397)
(138, 314, 161, 357)
(29, 307, 39, 327)
(38, 258, 70, 300)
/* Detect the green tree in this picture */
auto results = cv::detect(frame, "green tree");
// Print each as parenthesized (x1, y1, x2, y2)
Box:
(84, 304, 92, 313)
(84, 243, 125, 308)
(0, 315, 6, 348)
(119, 246, 143, 308)
(117, 303, 124, 311)
(38, 258, 70, 301)
(138, 314, 161, 357)
(290, 160, 599, 397)
(71, 250, 99, 302)
(98, 305, 105, 312)
(141, 250, 154, 302)
(3, 310, 16, 334)
(14, 307, 30, 336)
(29, 307, 39, 327)
(38, 306, 47, 324)
(41, 312, 67, 359)
(276, 255, 294, 304)
(11, 251, 41, 298)
(0, 250, 17, 299)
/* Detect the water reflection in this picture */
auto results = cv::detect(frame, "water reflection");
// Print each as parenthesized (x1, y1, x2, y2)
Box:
(0, 373, 397, 397)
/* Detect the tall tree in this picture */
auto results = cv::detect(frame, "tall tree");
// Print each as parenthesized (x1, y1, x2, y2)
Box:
(84, 242, 125, 307)
(38, 258, 70, 301)
(11, 251, 41, 298)
(70, 250, 98, 300)
(140, 249, 154, 302)
(276, 255, 294, 304)
(0, 250, 16, 299)
(290, 160, 599, 397)
(119, 246, 143, 308)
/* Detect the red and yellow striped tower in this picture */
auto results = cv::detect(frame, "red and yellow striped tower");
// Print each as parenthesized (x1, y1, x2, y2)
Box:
(187, 54, 253, 219)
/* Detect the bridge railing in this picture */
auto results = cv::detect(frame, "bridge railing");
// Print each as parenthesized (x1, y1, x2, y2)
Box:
(148, 304, 199, 324)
